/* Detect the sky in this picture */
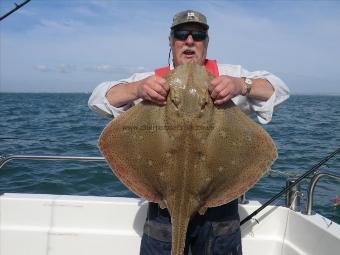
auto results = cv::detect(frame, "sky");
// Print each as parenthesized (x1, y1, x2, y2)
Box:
(0, 0, 340, 94)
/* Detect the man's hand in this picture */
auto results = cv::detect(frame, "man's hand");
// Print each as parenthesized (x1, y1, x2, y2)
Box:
(208, 75, 244, 105)
(137, 75, 169, 105)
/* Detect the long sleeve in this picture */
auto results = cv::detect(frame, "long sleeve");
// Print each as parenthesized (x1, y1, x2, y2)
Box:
(88, 64, 289, 123)
(218, 64, 290, 124)
(88, 72, 153, 118)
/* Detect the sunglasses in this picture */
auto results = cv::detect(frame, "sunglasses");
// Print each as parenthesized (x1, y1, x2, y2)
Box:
(173, 30, 208, 41)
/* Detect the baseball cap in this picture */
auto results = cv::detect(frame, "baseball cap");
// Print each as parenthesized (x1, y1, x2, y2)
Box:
(171, 10, 209, 30)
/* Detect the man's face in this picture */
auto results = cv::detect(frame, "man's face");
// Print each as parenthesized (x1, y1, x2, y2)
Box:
(170, 23, 209, 67)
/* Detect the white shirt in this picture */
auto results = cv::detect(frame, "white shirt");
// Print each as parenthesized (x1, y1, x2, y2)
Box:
(88, 63, 290, 124)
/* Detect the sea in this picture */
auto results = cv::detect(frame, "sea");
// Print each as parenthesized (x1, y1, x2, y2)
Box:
(0, 93, 339, 224)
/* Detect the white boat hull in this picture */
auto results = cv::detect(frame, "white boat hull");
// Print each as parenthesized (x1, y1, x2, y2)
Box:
(0, 193, 339, 255)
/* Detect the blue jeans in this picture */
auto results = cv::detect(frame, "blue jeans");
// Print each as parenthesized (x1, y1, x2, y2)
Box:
(140, 200, 242, 255)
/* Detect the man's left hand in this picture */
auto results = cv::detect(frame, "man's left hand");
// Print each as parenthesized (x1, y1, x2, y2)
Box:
(208, 75, 244, 105)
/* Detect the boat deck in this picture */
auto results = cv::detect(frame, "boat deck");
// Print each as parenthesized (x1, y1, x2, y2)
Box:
(0, 193, 339, 255)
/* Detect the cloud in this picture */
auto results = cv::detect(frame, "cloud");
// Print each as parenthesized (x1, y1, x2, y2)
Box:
(56, 64, 77, 73)
(135, 66, 147, 73)
(39, 19, 71, 30)
(89, 0, 111, 8)
(84, 65, 147, 75)
(34, 64, 76, 73)
(2, 1, 340, 94)
(17, 8, 36, 17)
(34, 64, 51, 72)
(75, 6, 98, 17)
(84, 65, 118, 73)
(36, 19, 87, 33)
(33, 64, 146, 75)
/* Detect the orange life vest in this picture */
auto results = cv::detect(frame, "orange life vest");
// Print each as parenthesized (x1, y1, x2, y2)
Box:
(155, 59, 219, 77)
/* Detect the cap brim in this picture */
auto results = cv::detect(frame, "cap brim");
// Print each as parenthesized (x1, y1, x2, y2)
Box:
(171, 22, 209, 30)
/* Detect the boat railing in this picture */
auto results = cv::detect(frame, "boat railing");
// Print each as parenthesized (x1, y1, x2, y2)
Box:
(0, 154, 105, 169)
(2, 153, 340, 218)
(0, 153, 250, 203)
(305, 171, 340, 215)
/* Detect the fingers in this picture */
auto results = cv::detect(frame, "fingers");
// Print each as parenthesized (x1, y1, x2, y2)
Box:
(144, 85, 167, 105)
(138, 75, 169, 105)
(208, 76, 222, 93)
(209, 76, 238, 105)
(209, 76, 229, 102)
(214, 94, 233, 105)
(139, 74, 239, 106)
(210, 83, 227, 99)
(211, 87, 232, 105)
(152, 76, 168, 97)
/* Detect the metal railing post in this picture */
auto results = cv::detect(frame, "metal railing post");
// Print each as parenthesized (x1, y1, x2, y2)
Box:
(305, 172, 340, 215)
(286, 178, 301, 211)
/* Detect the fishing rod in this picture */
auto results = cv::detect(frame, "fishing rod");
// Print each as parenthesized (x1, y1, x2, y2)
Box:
(240, 147, 340, 226)
(0, 0, 31, 21)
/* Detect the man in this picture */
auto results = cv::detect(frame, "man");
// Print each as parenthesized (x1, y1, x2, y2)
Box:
(89, 10, 289, 255)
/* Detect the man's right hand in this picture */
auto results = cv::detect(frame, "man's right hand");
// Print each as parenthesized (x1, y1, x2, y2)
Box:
(137, 75, 169, 105)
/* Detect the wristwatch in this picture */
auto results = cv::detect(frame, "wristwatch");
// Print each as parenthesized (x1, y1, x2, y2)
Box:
(242, 77, 253, 96)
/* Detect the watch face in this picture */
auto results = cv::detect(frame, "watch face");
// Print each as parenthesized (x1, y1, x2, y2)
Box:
(243, 78, 252, 96)
(245, 78, 253, 85)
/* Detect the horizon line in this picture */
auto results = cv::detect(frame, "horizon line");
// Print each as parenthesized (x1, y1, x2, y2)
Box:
(1, 91, 340, 96)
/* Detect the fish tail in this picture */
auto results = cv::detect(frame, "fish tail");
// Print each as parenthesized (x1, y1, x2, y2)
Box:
(170, 213, 190, 255)
(168, 197, 199, 255)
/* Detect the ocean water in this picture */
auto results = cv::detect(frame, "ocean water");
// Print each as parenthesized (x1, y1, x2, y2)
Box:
(0, 93, 339, 224)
